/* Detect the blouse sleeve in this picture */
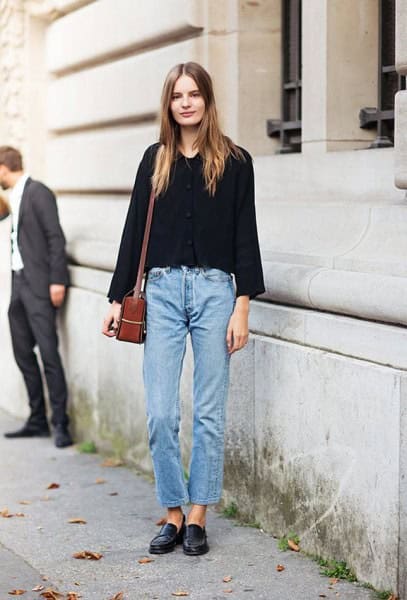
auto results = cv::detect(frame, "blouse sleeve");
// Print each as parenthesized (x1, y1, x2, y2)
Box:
(107, 147, 152, 303)
(234, 152, 265, 299)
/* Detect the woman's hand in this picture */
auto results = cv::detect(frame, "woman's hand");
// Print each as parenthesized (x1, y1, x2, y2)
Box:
(102, 301, 122, 337)
(226, 295, 249, 354)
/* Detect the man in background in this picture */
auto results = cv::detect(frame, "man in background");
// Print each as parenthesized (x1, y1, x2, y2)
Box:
(0, 146, 72, 448)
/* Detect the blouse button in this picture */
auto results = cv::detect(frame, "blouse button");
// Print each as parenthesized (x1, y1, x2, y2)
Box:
(185, 211, 192, 219)
(187, 240, 193, 246)
(186, 183, 192, 190)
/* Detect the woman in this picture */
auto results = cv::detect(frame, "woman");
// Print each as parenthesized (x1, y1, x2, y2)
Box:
(103, 62, 264, 556)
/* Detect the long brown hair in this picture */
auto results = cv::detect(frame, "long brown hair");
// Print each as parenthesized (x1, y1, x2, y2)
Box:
(152, 62, 244, 197)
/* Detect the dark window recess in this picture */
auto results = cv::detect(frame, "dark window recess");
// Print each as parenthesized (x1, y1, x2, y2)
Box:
(267, 0, 302, 153)
(359, 0, 406, 148)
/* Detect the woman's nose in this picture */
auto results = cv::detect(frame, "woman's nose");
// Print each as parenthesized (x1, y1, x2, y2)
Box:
(181, 95, 191, 107)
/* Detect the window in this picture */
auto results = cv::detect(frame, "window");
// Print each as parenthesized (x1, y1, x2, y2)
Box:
(267, 0, 302, 153)
(359, 0, 406, 147)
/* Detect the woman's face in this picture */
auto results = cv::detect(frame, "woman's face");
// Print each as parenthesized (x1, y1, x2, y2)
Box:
(170, 75, 205, 128)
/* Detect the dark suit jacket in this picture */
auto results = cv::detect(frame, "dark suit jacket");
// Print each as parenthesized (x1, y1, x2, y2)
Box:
(16, 177, 69, 298)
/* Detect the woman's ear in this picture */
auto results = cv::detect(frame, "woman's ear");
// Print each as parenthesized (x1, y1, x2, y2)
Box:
(0, 194, 10, 221)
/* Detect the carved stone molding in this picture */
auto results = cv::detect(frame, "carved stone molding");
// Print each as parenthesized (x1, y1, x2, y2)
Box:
(0, 0, 27, 149)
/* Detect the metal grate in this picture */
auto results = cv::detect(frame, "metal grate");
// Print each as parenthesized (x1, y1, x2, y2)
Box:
(359, 0, 406, 148)
(267, 0, 302, 153)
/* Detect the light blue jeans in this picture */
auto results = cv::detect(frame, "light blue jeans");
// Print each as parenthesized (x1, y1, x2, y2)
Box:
(143, 266, 235, 507)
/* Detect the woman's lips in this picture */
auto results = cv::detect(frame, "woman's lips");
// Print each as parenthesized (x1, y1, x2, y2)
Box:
(180, 112, 195, 117)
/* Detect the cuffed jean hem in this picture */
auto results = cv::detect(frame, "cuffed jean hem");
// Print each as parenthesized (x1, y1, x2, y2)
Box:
(189, 497, 221, 505)
(159, 497, 190, 508)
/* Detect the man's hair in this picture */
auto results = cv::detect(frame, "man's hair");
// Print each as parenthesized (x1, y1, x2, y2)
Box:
(0, 146, 23, 171)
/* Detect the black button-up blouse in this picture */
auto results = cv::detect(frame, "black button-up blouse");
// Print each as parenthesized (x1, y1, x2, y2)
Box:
(108, 143, 265, 302)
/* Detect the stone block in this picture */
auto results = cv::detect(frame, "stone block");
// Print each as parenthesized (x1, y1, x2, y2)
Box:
(253, 336, 403, 590)
(396, 0, 407, 75)
(47, 38, 204, 131)
(395, 91, 407, 189)
(46, 0, 203, 74)
(223, 339, 256, 520)
(46, 124, 158, 191)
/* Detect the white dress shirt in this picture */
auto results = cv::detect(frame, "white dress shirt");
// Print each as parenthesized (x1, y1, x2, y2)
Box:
(10, 173, 29, 271)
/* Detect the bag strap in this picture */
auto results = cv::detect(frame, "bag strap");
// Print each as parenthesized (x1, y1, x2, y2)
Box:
(133, 188, 155, 298)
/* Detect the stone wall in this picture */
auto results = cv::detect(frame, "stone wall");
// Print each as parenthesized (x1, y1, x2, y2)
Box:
(0, 0, 406, 594)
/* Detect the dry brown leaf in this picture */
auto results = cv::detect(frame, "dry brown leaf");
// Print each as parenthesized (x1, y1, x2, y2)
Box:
(19, 500, 31, 505)
(109, 492, 119, 496)
(388, 596, 398, 600)
(287, 539, 300, 552)
(223, 576, 232, 583)
(32, 586, 45, 592)
(138, 557, 154, 564)
(101, 458, 124, 467)
(276, 564, 285, 572)
(39, 589, 63, 600)
(68, 518, 87, 525)
(8, 591, 26, 596)
(47, 483, 60, 490)
(66, 593, 81, 600)
(95, 478, 106, 484)
(72, 551, 103, 560)
(329, 578, 339, 585)
(156, 516, 167, 526)
(15, 513, 25, 517)
(171, 592, 189, 597)
(109, 593, 124, 600)
(41, 576, 49, 581)
(319, 595, 327, 599)
(1, 507, 13, 518)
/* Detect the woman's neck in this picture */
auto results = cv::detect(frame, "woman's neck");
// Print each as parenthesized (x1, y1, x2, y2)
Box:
(178, 126, 199, 158)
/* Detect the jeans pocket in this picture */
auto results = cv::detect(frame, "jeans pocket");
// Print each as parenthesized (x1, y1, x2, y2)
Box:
(201, 268, 232, 282)
(147, 267, 166, 282)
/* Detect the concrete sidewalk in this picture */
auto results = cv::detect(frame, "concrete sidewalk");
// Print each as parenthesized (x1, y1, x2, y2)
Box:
(0, 409, 375, 600)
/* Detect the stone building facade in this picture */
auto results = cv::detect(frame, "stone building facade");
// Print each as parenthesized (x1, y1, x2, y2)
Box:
(0, 0, 406, 595)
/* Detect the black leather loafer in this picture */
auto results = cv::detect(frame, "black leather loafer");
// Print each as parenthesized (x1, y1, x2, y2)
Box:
(183, 524, 209, 556)
(149, 515, 185, 554)
(4, 424, 50, 438)
(54, 425, 73, 448)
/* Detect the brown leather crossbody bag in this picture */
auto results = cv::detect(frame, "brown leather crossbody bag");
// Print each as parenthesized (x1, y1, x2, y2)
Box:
(115, 188, 155, 344)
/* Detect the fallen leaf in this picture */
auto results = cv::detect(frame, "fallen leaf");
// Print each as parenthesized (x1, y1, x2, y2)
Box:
(276, 564, 285, 572)
(223, 576, 233, 583)
(8, 591, 26, 596)
(15, 513, 25, 517)
(287, 539, 300, 552)
(156, 516, 167, 526)
(329, 578, 339, 585)
(19, 500, 31, 505)
(171, 592, 189, 597)
(39, 590, 63, 600)
(73, 551, 103, 560)
(387, 596, 398, 600)
(95, 478, 106, 484)
(109, 492, 119, 496)
(109, 594, 124, 600)
(223, 590, 233, 594)
(138, 557, 154, 564)
(101, 458, 124, 467)
(66, 594, 81, 600)
(47, 483, 60, 490)
(1, 507, 13, 518)
(68, 518, 87, 525)
(32, 586, 45, 592)
(41, 576, 49, 581)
